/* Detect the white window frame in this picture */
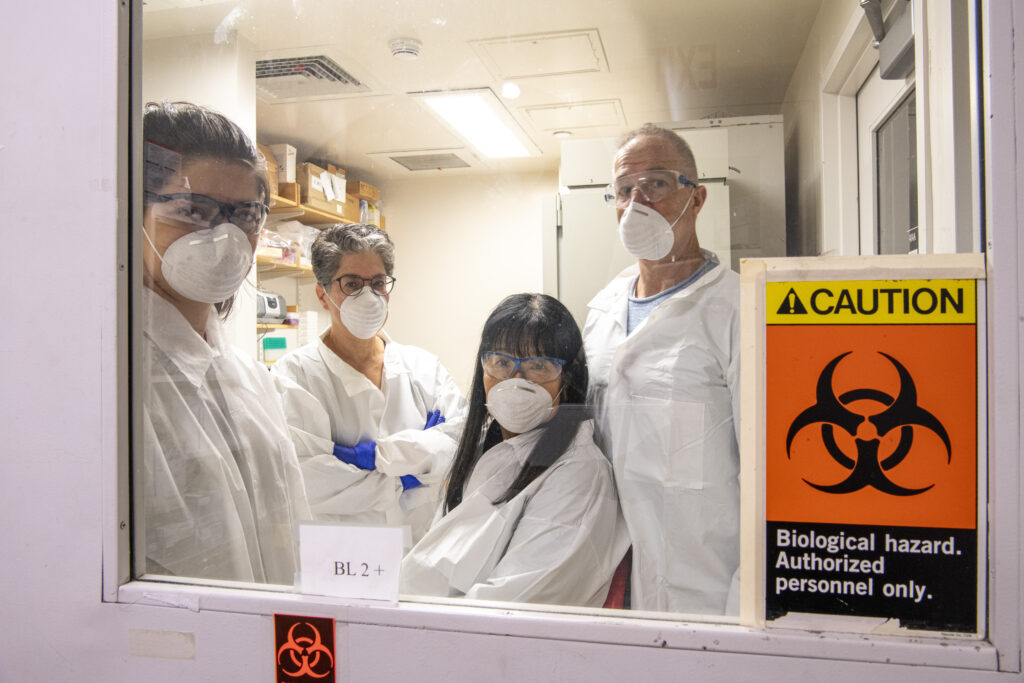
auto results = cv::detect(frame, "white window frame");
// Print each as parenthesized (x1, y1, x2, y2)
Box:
(100, 0, 1023, 676)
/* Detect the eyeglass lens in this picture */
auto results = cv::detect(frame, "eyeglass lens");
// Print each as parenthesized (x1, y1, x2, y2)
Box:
(337, 275, 395, 296)
(153, 193, 268, 235)
(481, 352, 563, 383)
(605, 171, 693, 207)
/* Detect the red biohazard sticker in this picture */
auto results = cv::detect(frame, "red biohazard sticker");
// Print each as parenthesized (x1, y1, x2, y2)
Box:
(274, 614, 336, 683)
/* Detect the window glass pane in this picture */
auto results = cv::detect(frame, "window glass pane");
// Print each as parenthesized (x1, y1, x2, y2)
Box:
(134, 0, 984, 627)
(877, 91, 918, 254)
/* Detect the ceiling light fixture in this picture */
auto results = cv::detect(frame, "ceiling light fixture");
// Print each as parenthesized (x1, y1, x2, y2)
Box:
(411, 88, 538, 159)
(553, 130, 572, 138)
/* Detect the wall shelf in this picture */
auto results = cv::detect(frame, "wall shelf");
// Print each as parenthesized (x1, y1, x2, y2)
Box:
(268, 190, 354, 227)
(256, 255, 315, 278)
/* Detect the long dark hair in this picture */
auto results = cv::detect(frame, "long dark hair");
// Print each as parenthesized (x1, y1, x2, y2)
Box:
(443, 293, 590, 513)
(142, 101, 269, 318)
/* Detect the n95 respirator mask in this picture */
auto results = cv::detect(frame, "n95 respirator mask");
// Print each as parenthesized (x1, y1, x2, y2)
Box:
(144, 222, 254, 304)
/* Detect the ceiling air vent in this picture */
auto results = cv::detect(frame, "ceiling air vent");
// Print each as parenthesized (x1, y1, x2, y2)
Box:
(255, 55, 369, 101)
(389, 153, 472, 171)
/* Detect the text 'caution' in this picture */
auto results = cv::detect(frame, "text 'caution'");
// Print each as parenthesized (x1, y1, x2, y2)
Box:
(767, 279, 976, 325)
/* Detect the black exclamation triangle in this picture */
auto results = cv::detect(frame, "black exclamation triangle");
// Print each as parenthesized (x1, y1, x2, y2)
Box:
(777, 288, 808, 314)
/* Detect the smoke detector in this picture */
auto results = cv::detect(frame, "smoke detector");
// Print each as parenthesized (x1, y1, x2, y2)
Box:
(389, 38, 423, 60)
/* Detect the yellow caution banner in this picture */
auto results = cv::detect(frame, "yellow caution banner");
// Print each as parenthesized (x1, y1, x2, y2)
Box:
(767, 279, 976, 324)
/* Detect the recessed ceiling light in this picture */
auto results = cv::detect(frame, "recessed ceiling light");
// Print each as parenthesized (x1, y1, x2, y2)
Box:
(500, 82, 521, 99)
(411, 88, 539, 159)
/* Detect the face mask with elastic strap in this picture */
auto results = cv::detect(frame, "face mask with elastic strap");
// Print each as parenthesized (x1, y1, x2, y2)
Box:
(617, 187, 695, 261)
(143, 222, 253, 304)
(324, 288, 388, 339)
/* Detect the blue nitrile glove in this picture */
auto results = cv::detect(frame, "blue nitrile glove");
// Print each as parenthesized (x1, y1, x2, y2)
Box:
(423, 409, 446, 430)
(400, 474, 422, 491)
(333, 441, 377, 471)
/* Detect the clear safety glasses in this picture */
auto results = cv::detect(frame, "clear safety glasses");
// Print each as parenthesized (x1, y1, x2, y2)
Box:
(481, 351, 566, 383)
(334, 274, 396, 297)
(603, 169, 697, 208)
(147, 192, 270, 236)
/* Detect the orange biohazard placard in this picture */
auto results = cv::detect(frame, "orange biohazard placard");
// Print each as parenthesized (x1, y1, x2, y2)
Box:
(761, 274, 981, 634)
(766, 323, 977, 529)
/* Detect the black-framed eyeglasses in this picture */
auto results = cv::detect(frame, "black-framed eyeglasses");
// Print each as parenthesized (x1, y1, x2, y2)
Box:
(334, 274, 396, 297)
(603, 169, 697, 208)
(481, 351, 566, 383)
(146, 192, 270, 236)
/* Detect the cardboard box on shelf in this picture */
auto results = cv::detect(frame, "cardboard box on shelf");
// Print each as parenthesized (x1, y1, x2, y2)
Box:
(268, 143, 297, 183)
(277, 182, 300, 204)
(305, 195, 349, 220)
(343, 194, 360, 222)
(297, 162, 329, 203)
(346, 180, 380, 202)
(257, 144, 280, 198)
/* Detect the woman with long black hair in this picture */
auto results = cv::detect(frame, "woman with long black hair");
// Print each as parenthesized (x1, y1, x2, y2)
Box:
(400, 294, 628, 606)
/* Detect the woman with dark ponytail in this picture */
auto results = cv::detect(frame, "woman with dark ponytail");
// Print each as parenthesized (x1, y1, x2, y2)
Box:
(400, 294, 628, 606)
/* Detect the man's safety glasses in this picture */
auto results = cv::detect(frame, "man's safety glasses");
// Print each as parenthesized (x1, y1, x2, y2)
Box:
(481, 351, 566, 383)
(147, 192, 270, 236)
(603, 169, 697, 208)
(334, 274, 396, 297)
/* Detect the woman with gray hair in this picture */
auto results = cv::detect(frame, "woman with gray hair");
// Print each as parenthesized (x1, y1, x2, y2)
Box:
(273, 224, 467, 543)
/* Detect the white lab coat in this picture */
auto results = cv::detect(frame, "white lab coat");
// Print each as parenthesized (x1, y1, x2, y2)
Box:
(583, 253, 740, 615)
(141, 289, 311, 585)
(400, 419, 629, 606)
(273, 335, 466, 543)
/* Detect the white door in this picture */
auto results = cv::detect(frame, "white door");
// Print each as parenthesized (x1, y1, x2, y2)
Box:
(856, 66, 917, 254)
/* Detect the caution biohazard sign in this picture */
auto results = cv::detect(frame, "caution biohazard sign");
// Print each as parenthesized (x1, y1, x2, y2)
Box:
(763, 276, 980, 633)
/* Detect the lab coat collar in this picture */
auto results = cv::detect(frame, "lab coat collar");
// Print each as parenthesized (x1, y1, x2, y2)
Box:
(588, 250, 726, 321)
(315, 330, 405, 396)
(143, 287, 221, 388)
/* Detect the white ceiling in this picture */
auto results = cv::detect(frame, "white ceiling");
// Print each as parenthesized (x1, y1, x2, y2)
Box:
(143, 0, 822, 183)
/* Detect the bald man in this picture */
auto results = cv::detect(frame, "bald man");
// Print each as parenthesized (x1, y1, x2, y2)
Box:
(584, 124, 740, 615)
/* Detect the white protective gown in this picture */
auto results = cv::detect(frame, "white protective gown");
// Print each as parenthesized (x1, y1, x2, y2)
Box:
(142, 289, 311, 585)
(583, 253, 740, 615)
(400, 419, 629, 606)
(272, 335, 466, 543)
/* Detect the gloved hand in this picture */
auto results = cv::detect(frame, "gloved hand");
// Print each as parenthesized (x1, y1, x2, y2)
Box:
(333, 441, 376, 471)
(423, 409, 446, 430)
(400, 474, 423, 491)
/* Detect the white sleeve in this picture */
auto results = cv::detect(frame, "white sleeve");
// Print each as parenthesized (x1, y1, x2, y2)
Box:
(727, 303, 741, 446)
(463, 455, 628, 607)
(374, 359, 468, 483)
(272, 371, 403, 517)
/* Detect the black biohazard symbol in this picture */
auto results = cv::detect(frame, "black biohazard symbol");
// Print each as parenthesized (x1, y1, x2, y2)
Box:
(785, 351, 951, 495)
(776, 288, 808, 314)
(276, 622, 334, 679)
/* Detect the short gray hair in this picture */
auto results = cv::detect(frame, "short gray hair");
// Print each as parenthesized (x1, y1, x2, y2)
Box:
(312, 223, 396, 286)
(617, 123, 699, 179)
